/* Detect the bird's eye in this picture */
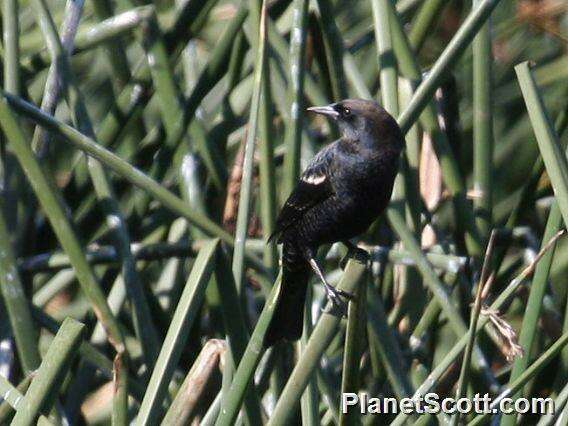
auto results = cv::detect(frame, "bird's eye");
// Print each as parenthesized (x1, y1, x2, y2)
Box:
(342, 107, 351, 117)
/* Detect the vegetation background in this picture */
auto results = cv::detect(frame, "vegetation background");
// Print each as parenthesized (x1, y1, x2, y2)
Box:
(0, 0, 567, 424)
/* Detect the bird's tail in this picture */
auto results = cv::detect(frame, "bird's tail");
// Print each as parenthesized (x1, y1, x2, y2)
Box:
(265, 242, 309, 347)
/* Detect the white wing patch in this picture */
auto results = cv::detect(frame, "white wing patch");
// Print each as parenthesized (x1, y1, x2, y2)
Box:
(302, 173, 326, 185)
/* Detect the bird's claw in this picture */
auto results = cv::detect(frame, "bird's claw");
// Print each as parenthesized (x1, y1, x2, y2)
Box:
(334, 287, 355, 300)
(321, 284, 353, 317)
(340, 246, 369, 270)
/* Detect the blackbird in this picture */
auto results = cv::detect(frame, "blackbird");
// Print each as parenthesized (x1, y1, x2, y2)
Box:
(264, 99, 404, 347)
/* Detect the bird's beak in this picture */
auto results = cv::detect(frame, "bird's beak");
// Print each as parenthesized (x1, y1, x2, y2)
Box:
(307, 104, 339, 119)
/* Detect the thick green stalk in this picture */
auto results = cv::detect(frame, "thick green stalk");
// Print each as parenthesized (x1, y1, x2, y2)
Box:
(372, 0, 399, 116)
(373, 0, 425, 332)
(300, 285, 319, 426)
(0, 376, 51, 426)
(516, 62, 568, 227)
(232, 1, 268, 293)
(11, 318, 84, 426)
(2, 0, 19, 94)
(266, 258, 368, 426)
(473, 0, 494, 240)
(258, 84, 278, 272)
(339, 274, 367, 425)
(0, 375, 32, 423)
(283, 0, 310, 195)
(136, 239, 219, 425)
(255, 25, 278, 274)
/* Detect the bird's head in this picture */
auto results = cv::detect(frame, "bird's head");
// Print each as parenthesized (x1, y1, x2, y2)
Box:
(307, 99, 404, 151)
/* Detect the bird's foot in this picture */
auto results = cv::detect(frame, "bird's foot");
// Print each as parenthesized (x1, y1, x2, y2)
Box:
(321, 283, 354, 317)
(340, 245, 370, 270)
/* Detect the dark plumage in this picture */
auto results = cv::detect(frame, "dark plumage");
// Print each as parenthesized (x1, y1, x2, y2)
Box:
(265, 99, 404, 347)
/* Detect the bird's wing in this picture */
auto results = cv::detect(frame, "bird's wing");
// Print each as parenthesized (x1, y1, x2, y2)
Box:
(270, 144, 336, 242)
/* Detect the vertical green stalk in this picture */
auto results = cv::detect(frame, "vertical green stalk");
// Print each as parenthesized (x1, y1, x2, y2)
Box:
(266, 258, 368, 426)
(259, 91, 278, 272)
(232, 1, 268, 293)
(339, 275, 367, 425)
(398, 79, 424, 328)
(1, 0, 26, 271)
(472, 0, 494, 240)
(0, 204, 40, 373)
(11, 318, 84, 426)
(300, 286, 319, 426)
(373, 0, 425, 334)
(372, 0, 399, 116)
(283, 0, 309, 196)
(2, 0, 20, 94)
(255, 7, 278, 275)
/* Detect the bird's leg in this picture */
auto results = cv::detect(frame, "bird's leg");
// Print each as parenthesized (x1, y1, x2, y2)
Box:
(340, 240, 369, 270)
(308, 258, 353, 316)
